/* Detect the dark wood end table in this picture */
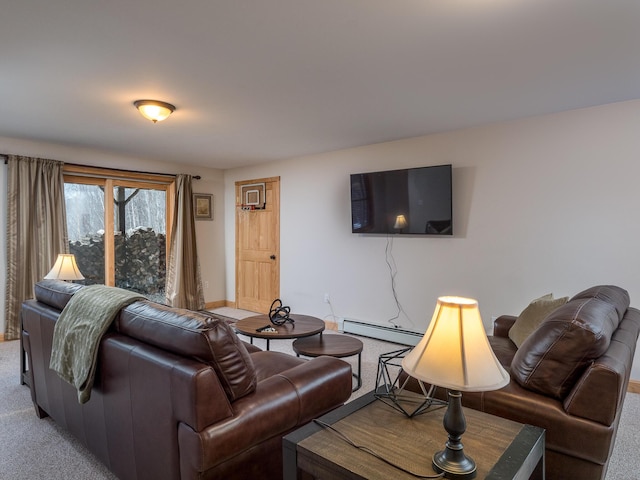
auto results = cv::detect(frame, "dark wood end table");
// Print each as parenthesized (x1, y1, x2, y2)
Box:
(283, 389, 545, 480)
(293, 334, 363, 391)
(234, 314, 325, 350)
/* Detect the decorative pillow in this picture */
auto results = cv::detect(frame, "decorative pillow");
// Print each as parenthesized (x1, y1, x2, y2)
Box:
(508, 294, 568, 348)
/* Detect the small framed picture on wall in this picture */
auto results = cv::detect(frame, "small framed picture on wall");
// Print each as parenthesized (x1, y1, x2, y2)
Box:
(193, 193, 213, 221)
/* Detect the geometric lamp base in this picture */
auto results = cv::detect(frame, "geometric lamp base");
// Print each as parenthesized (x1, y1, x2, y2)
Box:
(374, 347, 447, 418)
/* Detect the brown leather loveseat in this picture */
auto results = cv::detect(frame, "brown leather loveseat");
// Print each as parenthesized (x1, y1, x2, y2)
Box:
(21, 279, 353, 480)
(404, 285, 640, 480)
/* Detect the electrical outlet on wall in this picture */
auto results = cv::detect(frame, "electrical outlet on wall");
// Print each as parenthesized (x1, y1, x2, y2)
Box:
(323, 293, 330, 303)
(204, 281, 209, 289)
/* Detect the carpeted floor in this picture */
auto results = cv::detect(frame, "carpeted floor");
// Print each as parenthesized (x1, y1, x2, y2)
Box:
(0, 339, 118, 480)
(1, 315, 639, 479)
(209, 306, 260, 321)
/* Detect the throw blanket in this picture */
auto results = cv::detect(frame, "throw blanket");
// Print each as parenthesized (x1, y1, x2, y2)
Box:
(49, 285, 145, 404)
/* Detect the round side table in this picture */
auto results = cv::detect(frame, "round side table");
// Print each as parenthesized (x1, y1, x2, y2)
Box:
(292, 334, 363, 391)
(234, 314, 325, 350)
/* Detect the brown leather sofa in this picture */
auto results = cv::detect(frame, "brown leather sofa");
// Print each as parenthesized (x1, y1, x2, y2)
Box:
(21, 279, 353, 480)
(403, 285, 640, 480)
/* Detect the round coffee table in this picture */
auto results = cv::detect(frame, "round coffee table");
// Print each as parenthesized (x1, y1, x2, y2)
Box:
(292, 334, 363, 391)
(234, 314, 325, 350)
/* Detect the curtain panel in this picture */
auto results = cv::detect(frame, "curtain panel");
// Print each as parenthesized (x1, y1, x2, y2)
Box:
(165, 174, 205, 310)
(4, 156, 67, 340)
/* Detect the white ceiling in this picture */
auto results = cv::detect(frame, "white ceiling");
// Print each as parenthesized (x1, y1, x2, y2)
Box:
(2, 0, 639, 169)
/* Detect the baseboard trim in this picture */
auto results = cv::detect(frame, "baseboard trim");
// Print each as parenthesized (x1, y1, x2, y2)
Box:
(205, 300, 239, 309)
(324, 320, 339, 331)
(204, 300, 227, 309)
(628, 380, 640, 394)
(342, 319, 422, 346)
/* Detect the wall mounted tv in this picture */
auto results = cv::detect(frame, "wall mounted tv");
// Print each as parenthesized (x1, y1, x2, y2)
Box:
(350, 164, 452, 235)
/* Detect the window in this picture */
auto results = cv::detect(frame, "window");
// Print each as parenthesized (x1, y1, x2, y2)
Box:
(64, 165, 175, 303)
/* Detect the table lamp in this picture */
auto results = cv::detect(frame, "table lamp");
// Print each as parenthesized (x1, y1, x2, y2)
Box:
(394, 214, 408, 231)
(44, 253, 85, 281)
(402, 296, 510, 479)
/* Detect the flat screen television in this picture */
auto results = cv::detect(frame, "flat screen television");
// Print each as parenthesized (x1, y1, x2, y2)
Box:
(350, 164, 452, 235)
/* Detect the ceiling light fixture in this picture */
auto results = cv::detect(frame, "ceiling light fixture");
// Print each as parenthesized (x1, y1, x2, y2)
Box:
(133, 99, 176, 123)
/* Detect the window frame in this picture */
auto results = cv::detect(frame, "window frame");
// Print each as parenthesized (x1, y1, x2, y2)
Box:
(63, 164, 175, 286)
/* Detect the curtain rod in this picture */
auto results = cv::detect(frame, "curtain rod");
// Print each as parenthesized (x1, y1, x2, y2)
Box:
(65, 162, 201, 180)
(2, 156, 201, 180)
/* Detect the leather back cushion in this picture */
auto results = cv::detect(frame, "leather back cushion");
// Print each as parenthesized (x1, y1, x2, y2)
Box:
(510, 285, 629, 399)
(34, 279, 84, 310)
(571, 285, 630, 319)
(117, 301, 257, 401)
(34, 280, 256, 402)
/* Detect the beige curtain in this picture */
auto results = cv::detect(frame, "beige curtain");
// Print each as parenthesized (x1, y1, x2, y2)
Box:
(165, 174, 205, 310)
(4, 156, 67, 340)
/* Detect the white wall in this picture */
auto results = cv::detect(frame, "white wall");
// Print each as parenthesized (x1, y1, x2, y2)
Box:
(224, 99, 640, 380)
(0, 137, 227, 334)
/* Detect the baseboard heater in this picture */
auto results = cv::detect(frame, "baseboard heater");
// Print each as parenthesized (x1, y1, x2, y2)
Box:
(342, 319, 422, 346)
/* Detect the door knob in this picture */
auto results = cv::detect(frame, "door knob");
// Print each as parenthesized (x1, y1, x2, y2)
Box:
(270, 255, 276, 260)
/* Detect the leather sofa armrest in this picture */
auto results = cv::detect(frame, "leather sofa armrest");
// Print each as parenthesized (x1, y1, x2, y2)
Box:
(274, 356, 352, 423)
(563, 358, 622, 426)
(470, 384, 614, 465)
(171, 360, 234, 431)
(493, 315, 517, 338)
(178, 356, 352, 473)
(563, 309, 640, 425)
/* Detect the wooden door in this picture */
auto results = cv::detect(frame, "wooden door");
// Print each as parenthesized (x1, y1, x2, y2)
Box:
(235, 177, 280, 313)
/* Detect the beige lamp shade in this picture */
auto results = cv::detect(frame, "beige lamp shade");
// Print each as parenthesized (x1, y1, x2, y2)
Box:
(394, 214, 408, 229)
(44, 254, 85, 281)
(402, 296, 509, 392)
(134, 100, 176, 123)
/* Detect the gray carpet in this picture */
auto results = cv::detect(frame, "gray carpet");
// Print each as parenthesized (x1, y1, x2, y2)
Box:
(0, 340, 117, 480)
(1, 334, 638, 479)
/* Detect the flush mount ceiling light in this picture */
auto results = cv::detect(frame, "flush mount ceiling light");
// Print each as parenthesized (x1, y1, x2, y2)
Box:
(133, 99, 176, 123)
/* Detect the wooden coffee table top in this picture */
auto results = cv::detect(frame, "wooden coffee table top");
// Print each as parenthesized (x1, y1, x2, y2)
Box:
(293, 334, 363, 358)
(284, 390, 545, 480)
(235, 314, 325, 340)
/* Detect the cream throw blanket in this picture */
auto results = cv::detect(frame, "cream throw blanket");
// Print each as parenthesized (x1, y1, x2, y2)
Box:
(49, 285, 145, 404)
